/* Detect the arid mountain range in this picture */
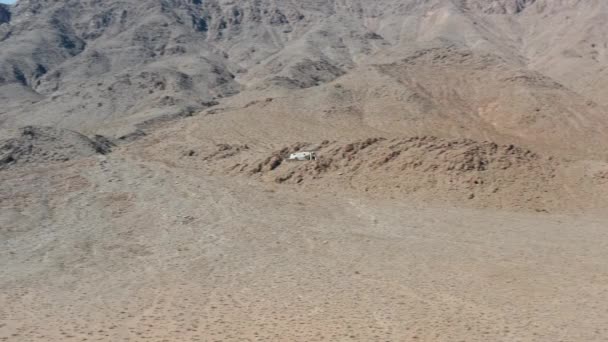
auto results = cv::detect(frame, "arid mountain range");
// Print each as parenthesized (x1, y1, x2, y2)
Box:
(2, 1, 608, 341)
(1, 0, 608, 156)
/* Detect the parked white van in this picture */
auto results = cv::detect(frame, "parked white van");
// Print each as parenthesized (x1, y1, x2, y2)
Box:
(287, 151, 317, 161)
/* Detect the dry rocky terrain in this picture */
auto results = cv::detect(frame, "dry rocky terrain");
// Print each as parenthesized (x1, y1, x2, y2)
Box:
(2, 0, 608, 341)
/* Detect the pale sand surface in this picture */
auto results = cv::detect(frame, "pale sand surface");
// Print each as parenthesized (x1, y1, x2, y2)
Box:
(2, 150, 607, 341)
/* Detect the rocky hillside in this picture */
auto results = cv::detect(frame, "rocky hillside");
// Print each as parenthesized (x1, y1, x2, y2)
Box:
(0, 126, 112, 169)
(1, 0, 608, 157)
(170, 135, 605, 212)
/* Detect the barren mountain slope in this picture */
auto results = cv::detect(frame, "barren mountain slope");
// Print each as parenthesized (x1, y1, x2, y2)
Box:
(1, 0, 608, 158)
(127, 114, 608, 214)
(2, 133, 608, 341)
(162, 45, 607, 160)
(4, 2, 608, 340)
(521, 3, 608, 107)
(0, 126, 112, 169)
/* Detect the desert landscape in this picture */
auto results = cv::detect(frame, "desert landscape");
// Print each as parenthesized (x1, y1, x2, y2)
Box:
(2, 0, 608, 341)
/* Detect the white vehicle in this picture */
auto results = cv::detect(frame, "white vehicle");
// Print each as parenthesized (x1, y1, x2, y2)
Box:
(287, 151, 317, 161)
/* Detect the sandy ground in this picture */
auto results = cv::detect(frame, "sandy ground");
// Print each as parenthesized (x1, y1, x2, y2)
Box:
(2, 1, 608, 340)
(2, 147, 608, 341)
